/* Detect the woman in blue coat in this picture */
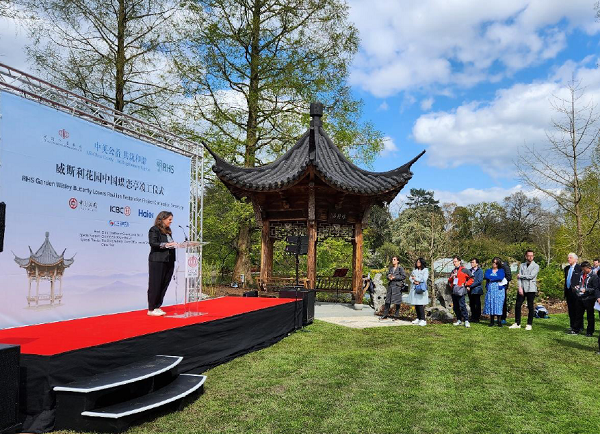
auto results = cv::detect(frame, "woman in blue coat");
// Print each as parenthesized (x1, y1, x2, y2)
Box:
(483, 257, 506, 327)
(468, 258, 484, 322)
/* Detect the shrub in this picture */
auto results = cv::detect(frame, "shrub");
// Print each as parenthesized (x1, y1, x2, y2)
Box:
(537, 263, 564, 299)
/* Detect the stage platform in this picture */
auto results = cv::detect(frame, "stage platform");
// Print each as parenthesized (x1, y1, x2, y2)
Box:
(0, 296, 302, 433)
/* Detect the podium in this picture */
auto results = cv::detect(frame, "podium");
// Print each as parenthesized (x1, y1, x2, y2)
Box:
(166, 241, 206, 318)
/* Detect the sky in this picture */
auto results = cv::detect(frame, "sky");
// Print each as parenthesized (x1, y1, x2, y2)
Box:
(1, 1, 600, 210)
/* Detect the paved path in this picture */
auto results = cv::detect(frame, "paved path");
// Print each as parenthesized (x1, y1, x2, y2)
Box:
(314, 302, 412, 329)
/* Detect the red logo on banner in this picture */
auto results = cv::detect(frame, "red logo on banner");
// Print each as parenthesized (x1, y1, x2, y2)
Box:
(69, 198, 78, 209)
(124, 206, 131, 216)
(188, 256, 198, 268)
(59, 129, 69, 139)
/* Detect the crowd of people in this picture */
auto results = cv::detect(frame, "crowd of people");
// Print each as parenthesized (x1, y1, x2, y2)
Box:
(381, 251, 600, 351)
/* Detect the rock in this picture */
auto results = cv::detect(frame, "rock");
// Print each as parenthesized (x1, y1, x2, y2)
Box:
(434, 278, 452, 308)
(372, 273, 387, 314)
(426, 305, 454, 322)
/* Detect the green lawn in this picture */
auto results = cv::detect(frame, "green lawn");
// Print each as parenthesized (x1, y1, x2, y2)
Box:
(62, 314, 600, 434)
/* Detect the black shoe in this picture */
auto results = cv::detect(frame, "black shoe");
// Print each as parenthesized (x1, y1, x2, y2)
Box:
(497, 322, 503, 327)
(568, 330, 578, 335)
(379, 315, 388, 320)
(586, 333, 593, 337)
(488, 322, 495, 327)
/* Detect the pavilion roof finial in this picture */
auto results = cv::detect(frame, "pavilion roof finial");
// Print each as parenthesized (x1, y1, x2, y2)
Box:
(310, 102, 323, 119)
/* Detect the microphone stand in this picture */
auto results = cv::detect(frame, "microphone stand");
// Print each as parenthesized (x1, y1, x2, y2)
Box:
(178, 225, 189, 242)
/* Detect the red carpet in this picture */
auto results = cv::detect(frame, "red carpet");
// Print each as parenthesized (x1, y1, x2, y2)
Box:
(0, 297, 295, 356)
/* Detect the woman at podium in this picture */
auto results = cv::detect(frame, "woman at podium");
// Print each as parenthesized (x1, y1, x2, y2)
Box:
(147, 211, 177, 316)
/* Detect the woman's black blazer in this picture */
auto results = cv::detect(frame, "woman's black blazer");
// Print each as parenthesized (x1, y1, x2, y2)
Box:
(148, 226, 176, 263)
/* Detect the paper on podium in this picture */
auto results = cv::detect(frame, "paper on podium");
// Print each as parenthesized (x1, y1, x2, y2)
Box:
(177, 241, 202, 249)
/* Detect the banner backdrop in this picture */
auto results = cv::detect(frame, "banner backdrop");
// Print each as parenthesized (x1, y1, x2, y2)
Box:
(0, 91, 191, 329)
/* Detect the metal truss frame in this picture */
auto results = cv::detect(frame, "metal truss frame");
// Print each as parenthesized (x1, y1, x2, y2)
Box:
(0, 62, 206, 298)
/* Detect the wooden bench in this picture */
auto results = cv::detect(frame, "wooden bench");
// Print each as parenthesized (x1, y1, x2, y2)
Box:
(257, 276, 308, 292)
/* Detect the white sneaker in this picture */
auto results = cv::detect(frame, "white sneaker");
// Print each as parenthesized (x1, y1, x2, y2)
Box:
(464, 321, 470, 328)
(453, 320, 462, 326)
(155, 308, 166, 315)
(147, 310, 163, 317)
(509, 323, 521, 329)
(419, 320, 427, 326)
(525, 324, 532, 331)
(411, 318, 420, 325)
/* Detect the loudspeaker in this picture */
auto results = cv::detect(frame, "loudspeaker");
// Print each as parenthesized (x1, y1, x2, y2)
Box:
(279, 289, 316, 326)
(0, 202, 5, 253)
(0, 344, 20, 434)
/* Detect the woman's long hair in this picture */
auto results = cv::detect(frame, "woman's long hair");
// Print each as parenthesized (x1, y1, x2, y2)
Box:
(154, 211, 173, 235)
(415, 257, 427, 270)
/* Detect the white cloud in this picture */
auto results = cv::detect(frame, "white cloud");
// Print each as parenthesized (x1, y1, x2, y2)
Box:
(433, 185, 525, 206)
(377, 101, 389, 111)
(380, 136, 398, 156)
(389, 184, 554, 214)
(412, 58, 600, 176)
(349, 0, 600, 97)
(420, 97, 434, 111)
(0, 14, 31, 73)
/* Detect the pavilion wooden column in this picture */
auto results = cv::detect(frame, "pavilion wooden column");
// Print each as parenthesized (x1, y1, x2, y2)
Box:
(306, 182, 317, 289)
(352, 222, 364, 304)
(260, 221, 273, 287)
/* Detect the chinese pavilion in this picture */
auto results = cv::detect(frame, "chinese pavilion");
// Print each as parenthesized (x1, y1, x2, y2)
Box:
(13, 232, 75, 306)
(208, 102, 424, 303)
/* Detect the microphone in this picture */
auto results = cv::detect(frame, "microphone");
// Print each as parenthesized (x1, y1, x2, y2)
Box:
(178, 225, 189, 242)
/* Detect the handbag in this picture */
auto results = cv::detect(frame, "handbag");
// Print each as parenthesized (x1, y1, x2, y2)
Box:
(452, 285, 466, 296)
(414, 281, 427, 294)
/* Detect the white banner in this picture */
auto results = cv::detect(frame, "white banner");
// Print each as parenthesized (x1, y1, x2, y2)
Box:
(0, 91, 191, 328)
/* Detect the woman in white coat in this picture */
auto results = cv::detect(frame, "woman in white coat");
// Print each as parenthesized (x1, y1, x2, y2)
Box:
(408, 257, 430, 326)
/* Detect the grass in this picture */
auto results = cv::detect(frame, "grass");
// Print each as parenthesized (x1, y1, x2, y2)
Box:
(59, 314, 600, 434)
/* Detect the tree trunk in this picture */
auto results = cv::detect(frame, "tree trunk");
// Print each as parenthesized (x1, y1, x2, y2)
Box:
(231, 1, 261, 282)
(232, 220, 253, 285)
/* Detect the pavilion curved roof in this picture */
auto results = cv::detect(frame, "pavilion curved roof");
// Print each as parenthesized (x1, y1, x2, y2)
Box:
(207, 106, 425, 197)
(13, 232, 75, 268)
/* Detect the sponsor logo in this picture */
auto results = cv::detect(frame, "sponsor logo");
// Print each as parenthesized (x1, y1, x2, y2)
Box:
(138, 209, 154, 219)
(188, 255, 198, 268)
(109, 205, 131, 216)
(156, 159, 175, 174)
(69, 197, 97, 212)
(58, 129, 69, 139)
(108, 220, 130, 227)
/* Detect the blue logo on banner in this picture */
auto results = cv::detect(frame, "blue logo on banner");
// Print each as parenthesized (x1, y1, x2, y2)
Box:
(138, 209, 154, 219)
(156, 159, 175, 174)
(109, 220, 129, 227)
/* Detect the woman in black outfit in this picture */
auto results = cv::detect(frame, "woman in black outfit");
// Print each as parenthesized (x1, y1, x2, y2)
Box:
(147, 211, 177, 316)
(381, 256, 406, 320)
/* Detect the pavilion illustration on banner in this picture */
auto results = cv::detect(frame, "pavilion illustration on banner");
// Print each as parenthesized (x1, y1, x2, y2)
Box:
(13, 232, 75, 307)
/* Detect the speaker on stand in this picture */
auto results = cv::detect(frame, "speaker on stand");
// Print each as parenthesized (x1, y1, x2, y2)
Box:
(0, 202, 6, 253)
(0, 344, 20, 434)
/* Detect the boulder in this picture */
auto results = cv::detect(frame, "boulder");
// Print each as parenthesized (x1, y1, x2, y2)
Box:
(435, 278, 452, 308)
(372, 273, 387, 314)
(426, 305, 454, 322)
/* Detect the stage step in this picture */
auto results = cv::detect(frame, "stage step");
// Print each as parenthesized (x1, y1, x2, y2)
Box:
(82, 374, 206, 418)
(53, 355, 182, 393)
(53, 355, 206, 432)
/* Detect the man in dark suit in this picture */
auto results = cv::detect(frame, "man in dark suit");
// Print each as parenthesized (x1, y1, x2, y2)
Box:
(575, 261, 598, 337)
(564, 253, 582, 334)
